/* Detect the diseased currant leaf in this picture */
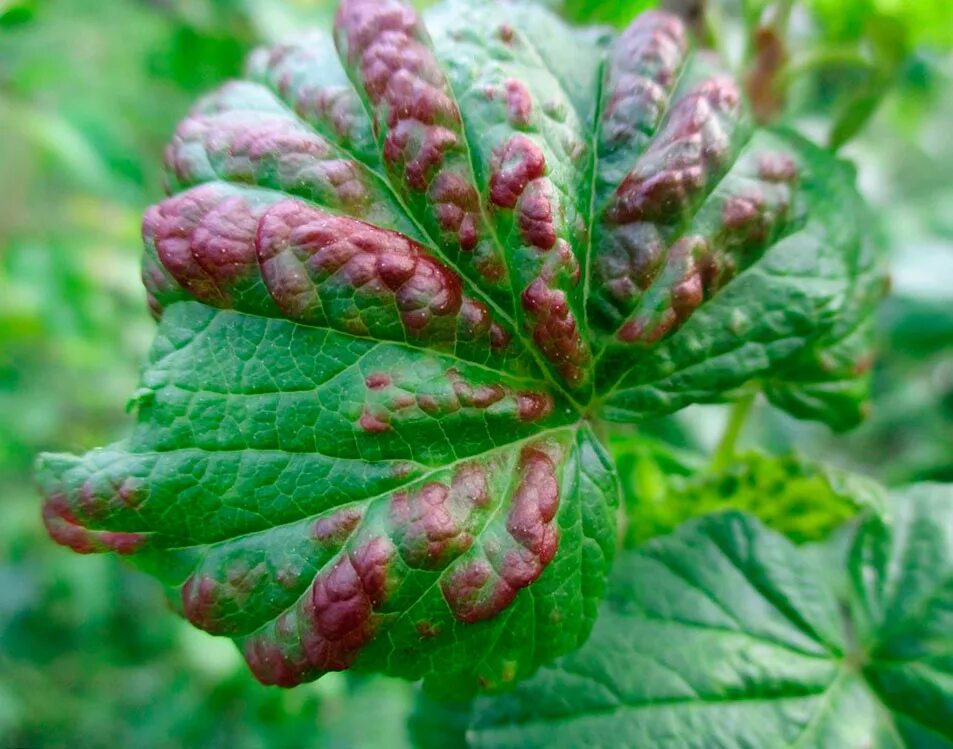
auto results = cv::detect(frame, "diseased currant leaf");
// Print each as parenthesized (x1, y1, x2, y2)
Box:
(469, 484, 953, 748)
(35, 0, 884, 690)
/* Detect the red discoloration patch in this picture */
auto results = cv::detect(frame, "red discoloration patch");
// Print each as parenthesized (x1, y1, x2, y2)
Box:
(615, 235, 708, 344)
(258, 199, 471, 339)
(337, 0, 463, 191)
(42, 494, 147, 556)
(166, 111, 375, 213)
(243, 635, 308, 688)
(598, 227, 663, 311)
(391, 392, 416, 410)
(143, 185, 269, 308)
(852, 353, 874, 376)
(614, 167, 704, 224)
(611, 149, 797, 344)
(441, 442, 564, 624)
(182, 562, 270, 635)
(117, 477, 145, 509)
(313, 507, 363, 545)
(521, 278, 589, 386)
(448, 369, 505, 409)
(475, 254, 508, 286)
(458, 299, 493, 341)
(384, 122, 459, 190)
(498, 24, 515, 45)
(392, 462, 417, 480)
(359, 407, 391, 434)
(504, 80, 533, 127)
(505, 446, 560, 569)
(556, 239, 582, 286)
(601, 12, 687, 151)
(489, 135, 546, 209)
(416, 621, 441, 638)
(349, 537, 394, 606)
(182, 574, 218, 631)
(490, 323, 512, 351)
(412, 368, 543, 421)
(365, 373, 391, 390)
(276, 566, 302, 590)
(671, 269, 705, 318)
(608, 75, 741, 225)
(243, 536, 395, 687)
(246, 37, 369, 148)
(430, 171, 482, 252)
(516, 392, 554, 422)
(517, 179, 557, 250)
(334, 0, 505, 271)
(668, 236, 707, 318)
(720, 189, 790, 248)
(723, 193, 765, 231)
(390, 462, 489, 569)
(440, 558, 516, 624)
(617, 312, 674, 344)
(757, 151, 798, 183)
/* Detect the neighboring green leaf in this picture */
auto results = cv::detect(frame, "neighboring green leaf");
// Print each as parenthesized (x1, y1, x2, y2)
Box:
(829, 84, 889, 150)
(0, 0, 33, 27)
(808, 0, 953, 51)
(560, 0, 656, 26)
(620, 447, 887, 545)
(409, 689, 472, 749)
(469, 484, 953, 748)
(35, 0, 883, 691)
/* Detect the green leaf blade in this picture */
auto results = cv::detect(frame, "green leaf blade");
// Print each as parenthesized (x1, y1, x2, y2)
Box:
(469, 486, 953, 747)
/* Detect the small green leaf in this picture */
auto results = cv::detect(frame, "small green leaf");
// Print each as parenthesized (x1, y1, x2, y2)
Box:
(829, 84, 888, 150)
(469, 484, 953, 747)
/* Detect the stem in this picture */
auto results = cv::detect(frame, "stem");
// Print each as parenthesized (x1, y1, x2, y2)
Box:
(743, 0, 795, 125)
(588, 415, 611, 449)
(711, 390, 757, 471)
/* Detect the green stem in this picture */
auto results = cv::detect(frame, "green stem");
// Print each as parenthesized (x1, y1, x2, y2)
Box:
(711, 390, 757, 471)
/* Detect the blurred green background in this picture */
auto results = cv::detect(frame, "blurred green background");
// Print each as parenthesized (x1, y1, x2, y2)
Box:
(1, 0, 950, 747)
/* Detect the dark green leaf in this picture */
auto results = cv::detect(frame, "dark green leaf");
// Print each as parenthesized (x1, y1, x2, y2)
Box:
(829, 84, 888, 150)
(469, 484, 953, 747)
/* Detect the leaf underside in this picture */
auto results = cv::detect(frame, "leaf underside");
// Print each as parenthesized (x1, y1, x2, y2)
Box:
(36, 0, 884, 691)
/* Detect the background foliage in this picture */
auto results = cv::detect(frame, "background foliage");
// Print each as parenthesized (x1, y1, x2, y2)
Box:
(0, 0, 950, 746)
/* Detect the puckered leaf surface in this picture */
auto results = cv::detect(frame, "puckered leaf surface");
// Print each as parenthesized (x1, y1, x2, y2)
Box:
(36, 0, 884, 690)
(469, 485, 953, 747)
